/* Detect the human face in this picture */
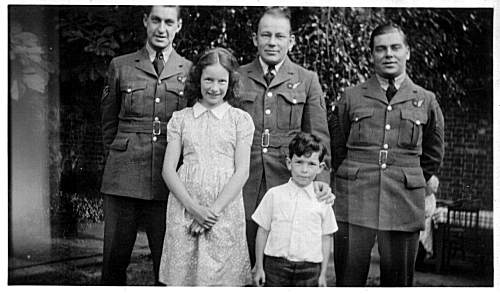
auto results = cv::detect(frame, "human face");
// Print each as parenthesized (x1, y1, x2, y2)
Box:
(200, 63, 229, 109)
(372, 31, 410, 79)
(253, 14, 295, 66)
(143, 6, 181, 51)
(286, 152, 324, 188)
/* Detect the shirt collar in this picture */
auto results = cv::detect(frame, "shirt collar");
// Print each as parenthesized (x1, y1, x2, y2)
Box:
(288, 178, 316, 200)
(258, 56, 285, 75)
(376, 72, 406, 91)
(145, 42, 173, 63)
(193, 102, 230, 119)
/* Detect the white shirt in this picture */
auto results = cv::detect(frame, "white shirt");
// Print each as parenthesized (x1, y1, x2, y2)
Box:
(252, 179, 338, 263)
(145, 42, 173, 64)
(192, 102, 230, 119)
(376, 72, 406, 91)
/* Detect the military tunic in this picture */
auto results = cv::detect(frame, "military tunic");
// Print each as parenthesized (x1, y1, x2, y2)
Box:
(332, 76, 444, 232)
(101, 47, 192, 201)
(238, 57, 331, 220)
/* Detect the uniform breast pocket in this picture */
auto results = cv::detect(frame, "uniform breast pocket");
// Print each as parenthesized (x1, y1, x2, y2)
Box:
(348, 109, 375, 146)
(398, 109, 428, 149)
(276, 91, 306, 130)
(120, 81, 147, 116)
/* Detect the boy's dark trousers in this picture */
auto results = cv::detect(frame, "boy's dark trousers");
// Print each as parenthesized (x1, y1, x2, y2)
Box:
(263, 255, 321, 287)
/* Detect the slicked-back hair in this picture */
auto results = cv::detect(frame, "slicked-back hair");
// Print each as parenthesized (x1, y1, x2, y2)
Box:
(369, 23, 408, 51)
(184, 47, 241, 107)
(255, 6, 292, 33)
(143, 5, 182, 20)
(288, 132, 327, 162)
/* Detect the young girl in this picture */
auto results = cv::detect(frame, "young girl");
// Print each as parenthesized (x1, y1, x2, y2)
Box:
(158, 48, 254, 286)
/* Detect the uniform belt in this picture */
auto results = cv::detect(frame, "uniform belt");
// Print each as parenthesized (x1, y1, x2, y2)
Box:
(118, 120, 167, 136)
(347, 149, 420, 167)
(254, 131, 294, 148)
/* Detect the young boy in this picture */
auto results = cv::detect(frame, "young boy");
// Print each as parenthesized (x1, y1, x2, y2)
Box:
(252, 132, 338, 287)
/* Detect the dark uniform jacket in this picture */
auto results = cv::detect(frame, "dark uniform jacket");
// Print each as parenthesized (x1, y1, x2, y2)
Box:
(100, 47, 192, 201)
(238, 57, 331, 219)
(332, 76, 444, 232)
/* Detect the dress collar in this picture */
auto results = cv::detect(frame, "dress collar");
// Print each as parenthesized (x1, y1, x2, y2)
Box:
(376, 72, 406, 91)
(193, 102, 230, 119)
(145, 42, 173, 63)
(288, 178, 316, 200)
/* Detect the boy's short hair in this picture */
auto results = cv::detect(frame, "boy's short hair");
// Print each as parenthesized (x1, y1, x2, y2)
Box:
(288, 132, 326, 162)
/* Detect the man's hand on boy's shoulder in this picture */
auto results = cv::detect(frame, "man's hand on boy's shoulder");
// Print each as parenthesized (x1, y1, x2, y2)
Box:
(313, 181, 335, 205)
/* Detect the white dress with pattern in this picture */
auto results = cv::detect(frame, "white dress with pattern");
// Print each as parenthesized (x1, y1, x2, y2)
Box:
(159, 102, 254, 286)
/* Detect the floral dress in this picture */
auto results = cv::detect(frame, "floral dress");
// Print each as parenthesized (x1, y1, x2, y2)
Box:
(159, 102, 254, 286)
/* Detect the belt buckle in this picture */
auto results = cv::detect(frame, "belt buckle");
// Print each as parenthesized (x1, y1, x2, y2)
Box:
(261, 130, 270, 148)
(153, 120, 161, 135)
(379, 150, 388, 165)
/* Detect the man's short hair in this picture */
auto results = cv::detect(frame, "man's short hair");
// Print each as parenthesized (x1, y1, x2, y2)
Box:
(289, 132, 327, 162)
(369, 23, 408, 51)
(255, 6, 292, 32)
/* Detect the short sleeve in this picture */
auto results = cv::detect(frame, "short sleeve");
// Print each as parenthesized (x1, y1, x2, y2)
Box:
(236, 110, 255, 146)
(251, 190, 274, 231)
(321, 205, 338, 235)
(166, 110, 183, 143)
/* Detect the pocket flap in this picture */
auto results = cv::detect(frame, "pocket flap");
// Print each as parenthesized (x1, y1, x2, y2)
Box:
(110, 137, 129, 151)
(401, 109, 428, 125)
(352, 109, 374, 122)
(240, 91, 258, 102)
(403, 167, 426, 189)
(335, 165, 359, 180)
(120, 81, 147, 92)
(277, 91, 306, 104)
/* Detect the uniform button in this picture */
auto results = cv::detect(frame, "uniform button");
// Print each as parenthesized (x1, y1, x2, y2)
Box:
(385, 124, 391, 130)
(387, 105, 393, 111)
(179, 91, 184, 96)
(153, 136, 157, 142)
(267, 92, 273, 97)
(292, 98, 297, 104)
(381, 163, 387, 169)
(264, 129, 269, 133)
(154, 117, 159, 121)
(354, 117, 359, 122)
(383, 144, 389, 149)
(416, 120, 421, 125)
(126, 88, 131, 93)
(158, 80, 161, 85)
(263, 148, 268, 153)
(155, 97, 160, 103)
(265, 109, 271, 115)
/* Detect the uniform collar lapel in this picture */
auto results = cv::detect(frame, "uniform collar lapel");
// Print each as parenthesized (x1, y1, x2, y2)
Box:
(160, 49, 185, 80)
(389, 76, 419, 104)
(135, 47, 185, 79)
(134, 47, 156, 77)
(362, 76, 387, 104)
(268, 56, 294, 88)
(246, 58, 267, 87)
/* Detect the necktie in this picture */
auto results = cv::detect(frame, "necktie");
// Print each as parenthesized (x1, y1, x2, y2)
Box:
(386, 78, 397, 101)
(264, 65, 276, 86)
(153, 51, 164, 75)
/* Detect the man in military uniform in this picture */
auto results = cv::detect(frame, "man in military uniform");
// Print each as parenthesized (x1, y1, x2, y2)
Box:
(238, 7, 333, 267)
(100, 6, 192, 285)
(332, 23, 444, 286)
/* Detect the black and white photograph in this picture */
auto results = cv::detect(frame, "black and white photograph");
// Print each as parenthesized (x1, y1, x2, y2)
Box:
(5, 0, 497, 288)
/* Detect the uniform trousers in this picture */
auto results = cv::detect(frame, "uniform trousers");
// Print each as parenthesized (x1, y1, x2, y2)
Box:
(246, 175, 267, 267)
(101, 194, 167, 285)
(334, 222, 419, 286)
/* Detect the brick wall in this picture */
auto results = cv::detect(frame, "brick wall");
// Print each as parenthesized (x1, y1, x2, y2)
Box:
(438, 96, 493, 210)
